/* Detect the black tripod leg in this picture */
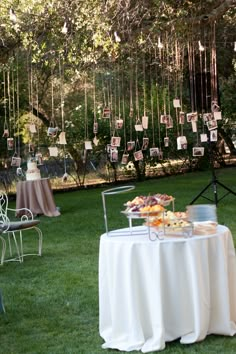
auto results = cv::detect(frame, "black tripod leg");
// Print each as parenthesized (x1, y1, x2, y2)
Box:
(189, 181, 212, 205)
(216, 180, 236, 196)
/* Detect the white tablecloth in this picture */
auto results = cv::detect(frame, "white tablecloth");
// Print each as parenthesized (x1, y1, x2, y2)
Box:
(99, 225, 236, 353)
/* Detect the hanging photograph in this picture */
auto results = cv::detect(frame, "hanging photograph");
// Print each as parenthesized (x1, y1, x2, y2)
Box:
(173, 98, 181, 108)
(142, 116, 148, 129)
(150, 147, 159, 157)
(179, 112, 185, 124)
(210, 130, 218, 142)
(35, 153, 43, 165)
(177, 136, 187, 150)
(93, 135, 99, 146)
(121, 153, 129, 165)
(115, 119, 123, 129)
(159, 150, 163, 160)
(192, 147, 204, 156)
(29, 143, 35, 153)
(47, 126, 58, 137)
(187, 112, 198, 122)
(127, 141, 135, 151)
(11, 156, 21, 167)
(16, 167, 23, 177)
(93, 122, 98, 134)
(111, 136, 121, 147)
(7, 137, 14, 150)
(213, 111, 222, 120)
(164, 137, 169, 147)
(203, 113, 213, 123)
(29, 124, 37, 133)
(166, 116, 173, 129)
(207, 119, 217, 131)
(48, 146, 59, 157)
(134, 123, 143, 132)
(110, 148, 118, 162)
(59, 132, 67, 145)
(211, 100, 220, 112)
(133, 150, 143, 161)
(106, 144, 111, 153)
(200, 133, 208, 143)
(85, 140, 93, 150)
(102, 107, 111, 118)
(160, 115, 168, 124)
(2, 129, 9, 138)
(142, 137, 149, 150)
(191, 121, 197, 132)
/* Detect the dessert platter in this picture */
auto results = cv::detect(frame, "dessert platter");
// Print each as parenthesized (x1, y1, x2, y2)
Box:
(121, 193, 218, 240)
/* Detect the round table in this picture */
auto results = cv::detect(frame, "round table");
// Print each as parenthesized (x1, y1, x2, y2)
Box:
(99, 225, 236, 353)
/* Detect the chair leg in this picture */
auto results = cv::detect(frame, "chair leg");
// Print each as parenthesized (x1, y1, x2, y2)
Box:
(20, 227, 43, 260)
(0, 236, 6, 265)
(4, 232, 22, 263)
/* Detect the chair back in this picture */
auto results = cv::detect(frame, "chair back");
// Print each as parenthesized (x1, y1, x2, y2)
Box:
(0, 192, 10, 233)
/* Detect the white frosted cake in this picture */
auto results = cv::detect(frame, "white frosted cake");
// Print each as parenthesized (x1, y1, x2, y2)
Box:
(26, 161, 41, 181)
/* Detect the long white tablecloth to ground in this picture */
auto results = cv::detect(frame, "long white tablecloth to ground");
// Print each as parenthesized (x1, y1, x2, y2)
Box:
(99, 225, 236, 353)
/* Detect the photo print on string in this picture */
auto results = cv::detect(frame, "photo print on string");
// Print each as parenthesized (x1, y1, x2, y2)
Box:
(173, 98, 181, 108)
(166, 116, 173, 129)
(121, 153, 129, 165)
(177, 136, 187, 150)
(193, 147, 205, 156)
(207, 119, 217, 131)
(179, 112, 185, 125)
(142, 137, 149, 150)
(187, 112, 198, 122)
(115, 119, 123, 130)
(127, 141, 135, 151)
(7, 138, 14, 150)
(210, 130, 218, 142)
(200, 134, 208, 143)
(111, 136, 121, 147)
(150, 147, 159, 157)
(213, 111, 222, 120)
(11, 156, 21, 167)
(203, 113, 213, 123)
(142, 116, 148, 129)
(110, 148, 118, 162)
(102, 107, 111, 118)
(164, 137, 169, 147)
(133, 150, 143, 161)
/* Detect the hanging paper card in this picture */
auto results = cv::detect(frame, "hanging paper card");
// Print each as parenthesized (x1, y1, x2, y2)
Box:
(179, 112, 185, 124)
(121, 153, 129, 165)
(103, 107, 111, 118)
(203, 113, 213, 123)
(210, 130, 218, 142)
(11, 156, 21, 167)
(164, 137, 169, 147)
(29, 124, 37, 133)
(150, 148, 159, 157)
(93, 136, 99, 146)
(111, 136, 121, 147)
(85, 140, 93, 150)
(59, 131, 67, 145)
(49, 146, 59, 157)
(2, 129, 9, 138)
(207, 120, 217, 131)
(106, 144, 111, 153)
(110, 148, 118, 162)
(127, 141, 135, 151)
(191, 121, 197, 132)
(7, 138, 14, 150)
(135, 124, 143, 132)
(173, 98, 181, 108)
(35, 153, 43, 165)
(129, 108, 134, 117)
(16, 167, 23, 177)
(29, 143, 35, 153)
(160, 115, 168, 124)
(142, 137, 149, 150)
(133, 150, 143, 161)
(47, 126, 58, 137)
(211, 101, 220, 112)
(115, 119, 123, 129)
(200, 134, 208, 143)
(177, 136, 187, 150)
(93, 122, 98, 134)
(142, 116, 148, 129)
(214, 111, 222, 120)
(187, 112, 198, 122)
(193, 147, 204, 156)
(166, 116, 173, 129)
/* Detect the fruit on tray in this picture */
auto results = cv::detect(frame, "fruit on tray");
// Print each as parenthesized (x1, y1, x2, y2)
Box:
(125, 193, 173, 212)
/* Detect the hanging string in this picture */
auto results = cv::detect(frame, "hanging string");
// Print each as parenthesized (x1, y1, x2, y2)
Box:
(143, 53, 146, 117)
(16, 51, 21, 156)
(121, 69, 127, 151)
(84, 75, 88, 140)
(211, 21, 218, 103)
(59, 55, 65, 132)
(155, 46, 162, 149)
(129, 58, 134, 142)
(135, 54, 140, 122)
(11, 66, 16, 143)
(3, 70, 8, 133)
(150, 65, 155, 147)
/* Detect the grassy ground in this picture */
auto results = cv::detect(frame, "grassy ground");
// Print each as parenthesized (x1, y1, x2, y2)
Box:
(0, 167, 236, 354)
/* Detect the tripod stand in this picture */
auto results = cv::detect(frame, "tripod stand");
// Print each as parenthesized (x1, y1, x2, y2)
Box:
(190, 141, 236, 206)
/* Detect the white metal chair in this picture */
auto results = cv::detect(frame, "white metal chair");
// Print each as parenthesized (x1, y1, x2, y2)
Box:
(0, 191, 43, 263)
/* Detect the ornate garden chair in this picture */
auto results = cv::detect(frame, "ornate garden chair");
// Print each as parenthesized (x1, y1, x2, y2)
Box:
(0, 191, 43, 263)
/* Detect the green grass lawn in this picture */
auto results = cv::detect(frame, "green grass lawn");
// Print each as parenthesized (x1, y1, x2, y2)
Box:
(0, 167, 236, 354)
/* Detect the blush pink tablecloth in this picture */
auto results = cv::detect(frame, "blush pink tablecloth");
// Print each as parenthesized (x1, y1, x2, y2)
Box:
(16, 178, 60, 217)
